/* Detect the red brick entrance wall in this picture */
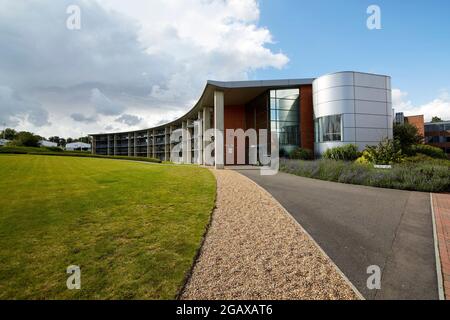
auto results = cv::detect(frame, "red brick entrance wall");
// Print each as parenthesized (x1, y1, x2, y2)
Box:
(300, 85, 314, 153)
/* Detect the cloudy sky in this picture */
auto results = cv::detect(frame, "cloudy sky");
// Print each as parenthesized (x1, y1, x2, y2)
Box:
(1, 0, 449, 138)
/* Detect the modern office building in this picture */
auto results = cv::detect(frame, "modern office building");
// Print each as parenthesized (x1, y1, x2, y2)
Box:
(425, 121, 450, 155)
(90, 71, 393, 167)
(395, 113, 425, 140)
(395, 113, 449, 156)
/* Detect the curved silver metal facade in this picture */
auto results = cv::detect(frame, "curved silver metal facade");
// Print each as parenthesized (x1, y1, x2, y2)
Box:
(313, 71, 393, 155)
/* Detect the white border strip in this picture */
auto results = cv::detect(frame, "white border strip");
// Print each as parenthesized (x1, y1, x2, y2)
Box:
(234, 170, 365, 300)
(430, 193, 445, 300)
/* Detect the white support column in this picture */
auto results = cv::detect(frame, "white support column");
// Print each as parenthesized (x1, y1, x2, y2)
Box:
(182, 121, 187, 164)
(214, 91, 224, 169)
(196, 111, 203, 165)
(134, 132, 137, 157)
(128, 133, 131, 157)
(107, 135, 111, 156)
(147, 130, 150, 158)
(152, 130, 156, 158)
(187, 121, 192, 164)
(203, 106, 211, 165)
(165, 127, 170, 161)
(113, 134, 117, 156)
(91, 136, 96, 155)
(169, 125, 174, 162)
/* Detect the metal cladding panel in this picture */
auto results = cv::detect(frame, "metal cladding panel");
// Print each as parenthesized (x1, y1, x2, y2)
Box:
(356, 128, 389, 142)
(355, 114, 389, 128)
(386, 91, 392, 104)
(355, 100, 388, 115)
(387, 115, 394, 129)
(314, 100, 355, 118)
(313, 71, 393, 155)
(315, 86, 355, 105)
(354, 86, 389, 102)
(386, 77, 392, 90)
(314, 72, 354, 91)
(343, 114, 355, 128)
(354, 72, 387, 89)
(343, 127, 356, 142)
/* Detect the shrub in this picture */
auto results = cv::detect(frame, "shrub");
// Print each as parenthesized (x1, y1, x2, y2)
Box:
(355, 151, 371, 165)
(322, 144, 360, 161)
(289, 147, 313, 160)
(393, 122, 423, 154)
(402, 153, 435, 163)
(358, 139, 403, 165)
(44, 146, 63, 152)
(280, 158, 450, 192)
(0, 146, 43, 154)
(280, 148, 293, 159)
(411, 144, 447, 159)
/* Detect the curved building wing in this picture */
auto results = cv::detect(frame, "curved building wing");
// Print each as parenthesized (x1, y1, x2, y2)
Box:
(90, 71, 393, 165)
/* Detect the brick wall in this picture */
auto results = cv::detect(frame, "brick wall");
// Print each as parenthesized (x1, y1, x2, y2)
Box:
(405, 115, 425, 140)
(299, 85, 314, 153)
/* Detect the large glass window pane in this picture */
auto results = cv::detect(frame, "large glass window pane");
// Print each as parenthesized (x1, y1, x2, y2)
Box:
(275, 89, 300, 100)
(270, 110, 277, 121)
(315, 115, 342, 142)
(277, 99, 297, 110)
(269, 88, 300, 155)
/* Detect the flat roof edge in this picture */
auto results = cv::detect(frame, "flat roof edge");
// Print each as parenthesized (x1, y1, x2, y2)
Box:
(207, 78, 315, 88)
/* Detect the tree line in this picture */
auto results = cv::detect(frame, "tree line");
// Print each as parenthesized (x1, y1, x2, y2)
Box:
(1, 128, 90, 148)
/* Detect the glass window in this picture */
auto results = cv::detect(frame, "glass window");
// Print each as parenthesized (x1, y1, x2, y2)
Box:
(315, 115, 342, 142)
(270, 88, 300, 155)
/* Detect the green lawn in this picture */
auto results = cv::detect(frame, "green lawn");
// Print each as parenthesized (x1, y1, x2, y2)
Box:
(0, 154, 216, 299)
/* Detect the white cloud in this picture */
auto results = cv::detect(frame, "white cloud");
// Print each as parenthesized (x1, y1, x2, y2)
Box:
(90, 88, 125, 116)
(99, 0, 289, 102)
(392, 88, 450, 122)
(71, 113, 98, 124)
(0, 0, 289, 137)
(0, 86, 50, 127)
(115, 114, 142, 126)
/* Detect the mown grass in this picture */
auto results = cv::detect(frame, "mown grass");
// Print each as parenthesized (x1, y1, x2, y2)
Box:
(0, 154, 215, 299)
(0, 146, 161, 163)
(280, 158, 450, 192)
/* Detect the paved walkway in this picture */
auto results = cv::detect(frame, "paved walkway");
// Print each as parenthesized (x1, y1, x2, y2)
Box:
(237, 169, 439, 300)
(432, 193, 450, 299)
(181, 169, 358, 300)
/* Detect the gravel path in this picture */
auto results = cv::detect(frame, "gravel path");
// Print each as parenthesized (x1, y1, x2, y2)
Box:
(181, 169, 359, 300)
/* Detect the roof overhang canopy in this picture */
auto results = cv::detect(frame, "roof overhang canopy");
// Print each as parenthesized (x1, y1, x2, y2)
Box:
(90, 78, 314, 135)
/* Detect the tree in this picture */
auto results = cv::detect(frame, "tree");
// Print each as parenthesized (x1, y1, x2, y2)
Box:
(10, 131, 40, 147)
(59, 138, 67, 147)
(48, 136, 60, 144)
(431, 116, 443, 123)
(393, 122, 423, 154)
(1, 128, 18, 140)
(78, 136, 90, 143)
(48, 136, 67, 147)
